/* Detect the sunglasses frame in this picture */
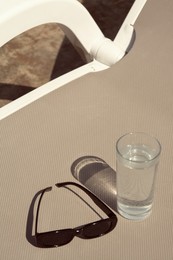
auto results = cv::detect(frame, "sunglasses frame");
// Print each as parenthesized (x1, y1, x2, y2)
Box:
(35, 182, 117, 247)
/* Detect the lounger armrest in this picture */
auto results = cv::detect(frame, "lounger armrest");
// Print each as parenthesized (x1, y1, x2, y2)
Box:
(0, 0, 124, 66)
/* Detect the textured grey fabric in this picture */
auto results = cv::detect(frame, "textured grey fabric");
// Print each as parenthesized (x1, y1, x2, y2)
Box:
(1, 0, 173, 259)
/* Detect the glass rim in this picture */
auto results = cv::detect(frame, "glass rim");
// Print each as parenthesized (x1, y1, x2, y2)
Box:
(116, 132, 161, 163)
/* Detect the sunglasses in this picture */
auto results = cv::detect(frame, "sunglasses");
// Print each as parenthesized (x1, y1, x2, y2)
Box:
(35, 182, 117, 247)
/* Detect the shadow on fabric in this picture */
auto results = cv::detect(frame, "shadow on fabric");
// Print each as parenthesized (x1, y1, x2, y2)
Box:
(71, 156, 117, 212)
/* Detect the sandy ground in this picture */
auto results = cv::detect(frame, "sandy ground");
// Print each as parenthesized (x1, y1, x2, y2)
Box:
(0, 0, 134, 107)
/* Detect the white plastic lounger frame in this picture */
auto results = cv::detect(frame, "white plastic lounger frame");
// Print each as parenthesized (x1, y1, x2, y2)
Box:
(0, 0, 147, 119)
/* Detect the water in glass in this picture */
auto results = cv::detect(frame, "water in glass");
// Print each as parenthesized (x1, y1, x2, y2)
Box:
(117, 144, 158, 220)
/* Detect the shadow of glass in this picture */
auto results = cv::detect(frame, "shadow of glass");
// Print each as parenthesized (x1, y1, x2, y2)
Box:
(64, 186, 103, 219)
(71, 156, 117, 212)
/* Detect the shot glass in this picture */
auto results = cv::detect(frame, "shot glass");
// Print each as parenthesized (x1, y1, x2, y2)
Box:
(116, 132, 161, 220)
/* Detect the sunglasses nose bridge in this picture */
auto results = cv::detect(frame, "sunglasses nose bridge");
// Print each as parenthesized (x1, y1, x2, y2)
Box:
(74, 226, 84, 238)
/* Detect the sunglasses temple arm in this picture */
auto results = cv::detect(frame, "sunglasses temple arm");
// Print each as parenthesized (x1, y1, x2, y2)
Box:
(34, 187, 52, 236)
(56, 182, 115, 218)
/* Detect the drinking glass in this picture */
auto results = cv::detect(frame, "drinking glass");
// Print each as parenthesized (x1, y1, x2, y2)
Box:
(116, 132, 161, 220)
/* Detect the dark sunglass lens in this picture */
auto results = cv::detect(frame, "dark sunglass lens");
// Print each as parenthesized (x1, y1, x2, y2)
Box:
(37, 229, 74, 247)
(83, 220, 112, 238)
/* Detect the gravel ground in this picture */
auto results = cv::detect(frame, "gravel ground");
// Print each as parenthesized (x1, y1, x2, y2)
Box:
(0, 0, 134, 107)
